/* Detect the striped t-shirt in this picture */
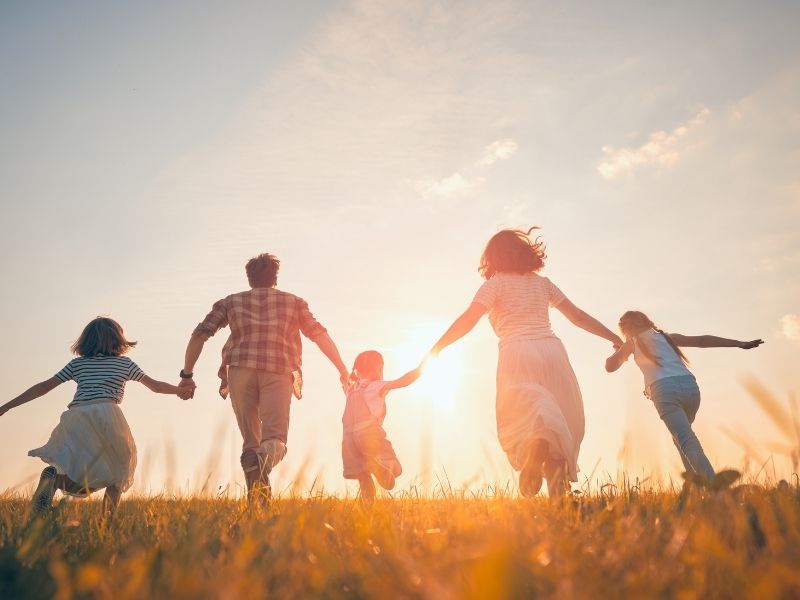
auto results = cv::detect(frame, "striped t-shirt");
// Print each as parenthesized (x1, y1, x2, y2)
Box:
(55, 356, 146, 406)
(472, 272, 567, 342)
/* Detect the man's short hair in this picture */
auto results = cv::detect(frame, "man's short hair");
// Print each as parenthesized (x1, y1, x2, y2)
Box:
(245, 253, 280, 288)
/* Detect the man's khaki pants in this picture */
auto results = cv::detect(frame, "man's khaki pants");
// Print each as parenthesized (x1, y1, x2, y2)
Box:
(228, 367, 293, 492)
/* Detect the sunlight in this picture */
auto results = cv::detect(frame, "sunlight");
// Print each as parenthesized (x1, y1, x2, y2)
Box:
(390, 322, 466, 414)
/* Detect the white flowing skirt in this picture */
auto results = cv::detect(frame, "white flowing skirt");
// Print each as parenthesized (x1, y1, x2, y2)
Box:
(29, 402, 137, 493)
(496, 337, 584, 481)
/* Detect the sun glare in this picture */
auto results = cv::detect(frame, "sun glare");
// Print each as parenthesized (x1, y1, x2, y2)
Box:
(390, 322, 466, 413)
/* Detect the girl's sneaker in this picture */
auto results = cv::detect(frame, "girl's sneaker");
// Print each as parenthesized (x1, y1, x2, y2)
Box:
(32, 466, 57, 513)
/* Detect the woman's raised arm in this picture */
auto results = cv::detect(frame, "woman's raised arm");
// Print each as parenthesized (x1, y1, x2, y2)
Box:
(430, 303, 487, 356)
(556, 298, 622, 347)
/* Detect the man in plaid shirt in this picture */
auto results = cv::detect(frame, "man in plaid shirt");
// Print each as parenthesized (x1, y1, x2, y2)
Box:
(178, 253, 349, 501)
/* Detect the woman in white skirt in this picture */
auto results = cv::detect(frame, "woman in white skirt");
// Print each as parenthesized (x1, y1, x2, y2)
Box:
(0, 317, 193, 514)
(430, 229, 622, 497)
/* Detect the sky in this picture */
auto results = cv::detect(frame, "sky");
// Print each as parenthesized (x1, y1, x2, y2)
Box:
(1, 0, 798, 496)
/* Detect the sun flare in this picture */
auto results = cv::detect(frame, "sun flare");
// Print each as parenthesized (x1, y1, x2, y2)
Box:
(390, 322, 466, 413)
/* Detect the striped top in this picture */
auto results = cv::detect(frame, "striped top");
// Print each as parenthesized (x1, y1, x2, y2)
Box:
(472, 272, 567, 343)
(55, 356, 145, 406)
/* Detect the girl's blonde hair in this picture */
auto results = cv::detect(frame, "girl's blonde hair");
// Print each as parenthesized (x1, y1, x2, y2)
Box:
(71, 317, 136, 357)
(618, 311, 689, 367)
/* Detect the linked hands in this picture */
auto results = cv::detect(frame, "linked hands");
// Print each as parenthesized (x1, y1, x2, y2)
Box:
(611, 335, 624, 351)
(177, 377, 196, 400)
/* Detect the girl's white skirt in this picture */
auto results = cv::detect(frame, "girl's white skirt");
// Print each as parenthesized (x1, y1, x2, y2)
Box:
(496, 337, 584, 481)
(29, 401, 137, 493)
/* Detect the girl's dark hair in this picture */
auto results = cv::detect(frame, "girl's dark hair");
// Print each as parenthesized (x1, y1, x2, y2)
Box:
(352, 350, 384, 380)
(246, 253, 280, 288)
(618, 310, 689, 367)
(71, 317, 136, 357)
(479, 227, 547, 280)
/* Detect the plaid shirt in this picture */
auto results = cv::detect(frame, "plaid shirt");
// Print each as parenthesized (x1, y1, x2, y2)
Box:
(194, 287, 327, 375)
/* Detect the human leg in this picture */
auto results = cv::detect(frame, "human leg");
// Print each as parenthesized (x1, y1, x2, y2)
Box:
(543, 457, 568, 498)
(256, 372, 293, 476)
(228, 367, 265, 499)
(519, 438, 547, 498)
(358, 475, 376, 503)
(31, 466, 57, 513)
(651, 377, 714, 482)
(102, 485, 121, 515)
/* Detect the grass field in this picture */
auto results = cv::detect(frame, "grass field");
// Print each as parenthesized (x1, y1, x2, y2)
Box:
(1, 479, 799, 599)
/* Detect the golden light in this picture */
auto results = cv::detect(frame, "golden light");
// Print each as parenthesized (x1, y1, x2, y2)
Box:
(389, 321, 466, 413)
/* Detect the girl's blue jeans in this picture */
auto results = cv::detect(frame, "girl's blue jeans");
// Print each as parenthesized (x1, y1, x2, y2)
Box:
(649, 375, 715, 482)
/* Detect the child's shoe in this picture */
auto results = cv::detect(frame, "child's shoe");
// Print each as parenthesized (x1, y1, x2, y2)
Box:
(31, 466, 57, 513)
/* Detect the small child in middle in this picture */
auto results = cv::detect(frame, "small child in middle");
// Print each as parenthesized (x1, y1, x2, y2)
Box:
(343, 351, 423, 501)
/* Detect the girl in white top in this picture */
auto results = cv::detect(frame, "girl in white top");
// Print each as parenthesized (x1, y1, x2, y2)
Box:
(430, 228, 622, 498)
(342, 351, 423, 501)
(0, 317, 193, 515)
(605, 310, 763, 482)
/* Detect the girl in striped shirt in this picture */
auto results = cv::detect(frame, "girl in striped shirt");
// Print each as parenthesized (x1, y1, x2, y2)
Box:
(0, 317, 193, 515)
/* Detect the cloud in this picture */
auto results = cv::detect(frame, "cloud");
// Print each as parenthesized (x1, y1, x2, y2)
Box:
(158, 0, 535, 217)
(597, 108, 710, 180)
(415, 172, 485, 199)
(477, 138, 518, 167)
(781, 314, 800, 341)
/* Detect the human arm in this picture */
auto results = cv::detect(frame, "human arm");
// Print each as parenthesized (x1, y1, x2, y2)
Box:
(668, 334, 764, 349)
(0, 377, 62, 416)
(179, 299, 229, 394)
(140, 375, 194, 399)
(312, 332, 350, 388)
(605, 339, 634, 372)
(382, 361, 426, 394)
(555, 298, 622, 347)
(430, 303, 487, 356)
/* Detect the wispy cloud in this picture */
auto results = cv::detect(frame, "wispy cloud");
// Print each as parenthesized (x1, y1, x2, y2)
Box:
(597, 108, 710, 180)
(781, 314, 800, 341)
(477, 138, 518, 167)
(415, 137, 518, 199)
(415, 172, 485, 199)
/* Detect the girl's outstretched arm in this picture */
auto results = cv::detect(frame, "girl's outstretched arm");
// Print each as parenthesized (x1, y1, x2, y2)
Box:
(140, 375, 194, 399)
(669, 334, 764, 349)
(431, 303, 486, 356)
(605, 339, 634, 372)
(556, 299, 623, 347)
(0, 377, 62, 416)
(382, 362, 426, 394)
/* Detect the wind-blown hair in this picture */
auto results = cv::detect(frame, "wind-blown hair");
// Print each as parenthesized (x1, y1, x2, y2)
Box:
(246, 253, 280, 288)
(71, 317, 137, 357)
(618, 310, 689, 367)
(479, 227, 547, 280)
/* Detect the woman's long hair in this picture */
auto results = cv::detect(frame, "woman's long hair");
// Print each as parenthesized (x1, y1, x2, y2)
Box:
(618, 311, 689, 367)
(479, 227, 547, 280)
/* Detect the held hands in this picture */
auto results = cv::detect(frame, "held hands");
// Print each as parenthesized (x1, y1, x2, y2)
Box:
(610, 334, 624, 351)
(177, 377, 196, 400)
(339, 370, 353, 392)
(739, 339, 765, 350)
